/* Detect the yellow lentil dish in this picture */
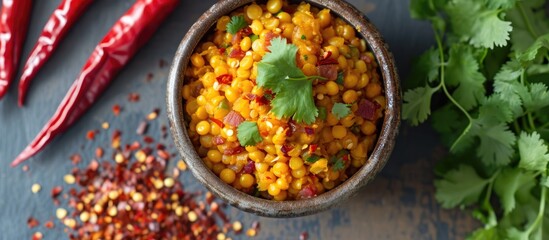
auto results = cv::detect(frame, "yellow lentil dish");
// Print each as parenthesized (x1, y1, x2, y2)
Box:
(182, 0, 385, 201)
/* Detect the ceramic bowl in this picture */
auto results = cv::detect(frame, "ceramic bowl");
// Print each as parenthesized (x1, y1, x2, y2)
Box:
(167, 0, 400, 217)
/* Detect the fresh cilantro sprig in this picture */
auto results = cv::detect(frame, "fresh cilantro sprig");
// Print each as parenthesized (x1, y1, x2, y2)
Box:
(257, 37, 325, 124)
(236, 121, 262, 146)
(226, 15, 248, 34)
(405, 0, 549, 238)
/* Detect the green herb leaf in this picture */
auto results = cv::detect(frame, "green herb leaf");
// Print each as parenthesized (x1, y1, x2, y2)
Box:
(435, 165, 490, 208)
(446, 45, 486, 110)
(474, 123, 516, 167)
(250, 34, 259, 42)
(318, 106, 327, 120)
(407, 47, 440, 89)
(332, 159, 345, 171)
(518, 131, 549, 172)
(226, 15, 248, 34)
(257, 37, 319, 124)
(306, 155, 321, 163)
(466, 227, 497, 240)
(446, 0, 512, 49)
(236, 121, 263, 146)
(402, 85, 438, 126)
(336, 71, 344, 85)
(494, 167, 536, 214)
(332, 103, 351, 120)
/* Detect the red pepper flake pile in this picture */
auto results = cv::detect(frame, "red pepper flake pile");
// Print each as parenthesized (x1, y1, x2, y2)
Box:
(48, 129, 240, 239)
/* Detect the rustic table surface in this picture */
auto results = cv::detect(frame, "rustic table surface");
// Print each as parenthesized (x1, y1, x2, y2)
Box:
(0, 0, 477, 239)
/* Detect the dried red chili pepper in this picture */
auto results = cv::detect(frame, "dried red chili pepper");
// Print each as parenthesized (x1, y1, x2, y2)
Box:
(11, 0, 179, 167)
(0, 0, 32, 99)
(18, 0, 95, 106)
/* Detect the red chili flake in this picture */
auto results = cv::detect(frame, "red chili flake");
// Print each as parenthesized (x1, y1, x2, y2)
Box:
(112, 104, 121, 116)
(210, 118, 224, 128)
(216, 74, 233, 85)
(128, 92, 140, 102)
(317, 64, 338, 81)
(242, 160, 255, 174)
(32, 232, 43, 240)
(241, 26, 252, 35)
(27, 217, 39, 229)
(44, 221, 54, 229)
(51, 186, 63, 199)
(264, 32, 278, 49)
(86, 130, 96, 140)
(143, 135, 154, 144)
(343, 154, 350, 162)
(280, 145, 293, 156)
(159, 59, 167, 68)
(309, 144, 318, 154)
(95, 147, 104, 158)
(231, 31, 243, 46)
(300, 231, 309, 240)
(219, 48, 226, 54)
(111, 129, 121, 149)
(224, 146, 245, 155)
(304, 127, 315, 135)
(213, 136, 225, 145)
(157, 150, 170, 160)
(136, 121, 148, 135)
(228, 48, 246, 59)
(356, 99, 379, 121)
(255, 96, 270, 105)
(70, 154, 82, 165)
(146, 72, 154, 82)
(317, 51, 339, 65)
(161, 125, 168, 139)
(22, 165, 29, 172)
(286, 121, 298, 137)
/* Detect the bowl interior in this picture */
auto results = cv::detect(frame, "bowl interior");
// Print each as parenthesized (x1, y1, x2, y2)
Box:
(166, 0, 401, 217)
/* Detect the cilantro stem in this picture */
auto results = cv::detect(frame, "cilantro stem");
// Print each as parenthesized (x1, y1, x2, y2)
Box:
(432, 27, 473, 151)
(286, 76, 326, 81)
(520, 71, 537, 130)
(524, 185, 546, 236)
(518, 2, 539, 39)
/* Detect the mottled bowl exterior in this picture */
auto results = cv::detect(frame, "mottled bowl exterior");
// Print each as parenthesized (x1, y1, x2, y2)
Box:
(167, 0, 401, 217)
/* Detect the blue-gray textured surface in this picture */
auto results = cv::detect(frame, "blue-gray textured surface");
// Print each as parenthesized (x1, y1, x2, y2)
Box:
(0, 0, 476, 239)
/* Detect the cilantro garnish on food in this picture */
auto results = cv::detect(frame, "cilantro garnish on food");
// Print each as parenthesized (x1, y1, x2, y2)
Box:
(257, 37, 324, 124)
(331, 103, 351, 120)
(226, 15, 248, 34)
(404, 0, 549, 238)
(236, 121, 262, 146)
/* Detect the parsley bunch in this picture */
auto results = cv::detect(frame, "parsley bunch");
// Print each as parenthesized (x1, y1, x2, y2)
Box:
(404, 0, 549, 238)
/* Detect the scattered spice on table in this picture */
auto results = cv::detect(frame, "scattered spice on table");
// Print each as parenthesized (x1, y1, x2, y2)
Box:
(69, 154, 81, 165)
(0, 0, 32, 99)
(31, 183, 41, 194)
(128, 92, 140, 102)
(27, 217, 39, 229)
(31, 232, 43, 240)
(85, 130, 96, 140)
(10, 0, 179, 167)
(17, 0, 95, 106)
(44, 221, 55, 229)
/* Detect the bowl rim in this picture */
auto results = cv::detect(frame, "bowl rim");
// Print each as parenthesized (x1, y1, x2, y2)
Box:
(166, 0, 401, 218)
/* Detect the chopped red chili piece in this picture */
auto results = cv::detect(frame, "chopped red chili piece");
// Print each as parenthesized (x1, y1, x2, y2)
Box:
(317, 51, 339, 65)
(143, 136, 155, 144)
(210, 118, 225, 128)
(44, 221, 55, 229)
(300, 231, 309, 240)
(224, 146, 245, 155)
(304, 127, 315, 135)
(213, 136, 226, 145)
(229, 47, 246, 59)
(280, 144, 293, 156)
(216, 74, 233, 85)
(17, 0, 94, 106)
(224, 110, 245, 127)
(242, 160, 255, 174)
(86, 130, 96, 140)
(297, 185, 317, 199)
(309, 144, 318, 153)
(0, 0, 32, 100)
(241, 27, 252, 35)
(10, 0, 179, 167)
(286, 120, 298, 137)
(128, 92, 140, 102)
(356, 99, 380, 121)
(317, 64, 338, 81)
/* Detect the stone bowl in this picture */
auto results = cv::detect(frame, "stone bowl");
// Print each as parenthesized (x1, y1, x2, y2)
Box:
(166, 0, 400, 217)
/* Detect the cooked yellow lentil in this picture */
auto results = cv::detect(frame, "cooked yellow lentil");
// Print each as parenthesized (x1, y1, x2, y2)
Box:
(183, 0, 385, 200)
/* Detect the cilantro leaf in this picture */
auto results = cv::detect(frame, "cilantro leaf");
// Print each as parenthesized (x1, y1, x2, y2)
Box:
(336, 71, 344, 85)
(306, 155, 320, 163)
(474, 122, 516, 167)
(318, 107, 327, 120)
(332, 159, 345, 171)
(446, 0, 512, 49)
(466, 227, 498, 240)
(516, 33, 549, 64)
(407, 47, 440, 89)
(257, 37, 318, 124)
(494, 168, 536, 214)
(236, 121, 263, 146)
(507, 1, 549, 52)
(517, 131, 549, 172)
(521, 83, 549, 112)
(402, 85, 438, 126)
(226, 15, 248, 34)
(483, 0, 517, 10)
(435, 165, 490, 208)
(477, 96, 513, 125)
(332, 103, 351, 120)
(446, 45, 486, 110)
(410, 0, 437, 20)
